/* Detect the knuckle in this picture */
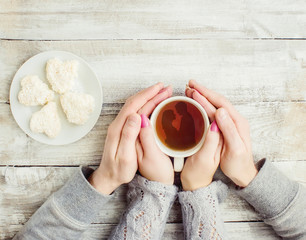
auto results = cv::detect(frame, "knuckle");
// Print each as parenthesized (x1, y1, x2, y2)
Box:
(220, 96, 228, 103)
(227, 124, 237, 135)
(122, 124, 137, 140)
(125, 97, 136, 107)
(121, 129, 133, 140)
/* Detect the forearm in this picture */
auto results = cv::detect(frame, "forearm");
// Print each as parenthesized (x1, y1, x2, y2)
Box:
(109, 174, 178, 240)
(13, 167, 112, 240)
(235, 159, 306, 239)
(178, 181, 228, 240)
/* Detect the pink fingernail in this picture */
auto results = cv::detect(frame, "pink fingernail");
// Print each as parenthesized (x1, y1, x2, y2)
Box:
(141, 114, 150, 128)
(210, 120, 219, 132)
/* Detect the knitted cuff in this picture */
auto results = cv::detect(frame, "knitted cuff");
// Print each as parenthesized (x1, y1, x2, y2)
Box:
(128, 174, 178, 204)
(235, 159, 299, 218)
(178, 180, 228, 205)
(53, 166, 113, 225)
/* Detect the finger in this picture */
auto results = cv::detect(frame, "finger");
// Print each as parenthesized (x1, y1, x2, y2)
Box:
(123, 82, 164, 112)
(116, 113, 141, 159)
(215, 108, 244, 149)
(189, 79, 251, 148)
(135, 138, 144, 163)
(110, 82, 163, 148)
(192, 89, 216, 122)
(138, 85, 172, 116)
(185, 87, 193, 98)
(214, 135, 223, 165)
(114, 82, 164, 127)
(188, 79, 240, 120)
(196, 120, 221, 160)
(139, 114, 161, 157)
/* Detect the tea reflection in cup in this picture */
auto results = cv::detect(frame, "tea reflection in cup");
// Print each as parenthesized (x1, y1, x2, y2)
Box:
(160, 101, 199, 151)
(150, 96, 210, 172)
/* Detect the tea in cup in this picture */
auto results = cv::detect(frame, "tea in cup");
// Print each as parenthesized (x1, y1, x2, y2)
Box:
(150, 96, 210, 172)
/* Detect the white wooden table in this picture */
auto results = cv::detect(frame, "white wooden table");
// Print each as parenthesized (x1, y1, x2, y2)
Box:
(1, 1, 306, 239)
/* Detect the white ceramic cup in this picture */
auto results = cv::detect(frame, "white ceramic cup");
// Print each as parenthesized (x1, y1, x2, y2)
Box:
(150, 96, 210, 172)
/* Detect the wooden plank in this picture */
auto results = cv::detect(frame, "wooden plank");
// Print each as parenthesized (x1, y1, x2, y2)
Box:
(81, 222, 281, 240)
(2, 40, 306, 104)
(0, 222, 281, 240)
(0, 101, 305, 165)
(0, 162, 305, 236)
(1, 0, 306, 40)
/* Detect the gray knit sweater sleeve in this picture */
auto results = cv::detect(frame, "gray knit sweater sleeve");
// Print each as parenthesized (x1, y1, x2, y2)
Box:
(235, 159, 306, 240)
(178, 181, 228, 240)
(109, 174, 178, 240)
(13, 166, 112, 240)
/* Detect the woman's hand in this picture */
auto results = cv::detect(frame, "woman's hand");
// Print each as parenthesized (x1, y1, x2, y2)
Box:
(136, 113, 174, 185)
(186, 80, 258, 187)
(89, 83, 172, 194)
(180, 121, 223, 191)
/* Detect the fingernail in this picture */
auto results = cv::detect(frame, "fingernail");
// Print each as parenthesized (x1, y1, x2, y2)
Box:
(156, 82, 163, 87)
(210, 120, 219, 132)
(159, 87, 168, 94)
(218, 108, 228, 120)
(192, 89, 199, 96)
(186, 83, 191, 90)
(141, 114, 150, 128)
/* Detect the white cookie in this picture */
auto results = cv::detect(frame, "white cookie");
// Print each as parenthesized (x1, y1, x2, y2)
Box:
(18, 75, 54, 106)
(46, 58, 78, 94)
(60, 92, 95, 125)
(30, 102, 61, 138)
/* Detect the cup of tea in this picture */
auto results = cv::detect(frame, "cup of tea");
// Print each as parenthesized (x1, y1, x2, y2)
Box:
(150, 96, 210, 172)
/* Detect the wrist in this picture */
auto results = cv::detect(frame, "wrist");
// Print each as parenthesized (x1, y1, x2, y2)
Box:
(181, 178, 212, 191)
(88, 170, 119, 195)
(139, 169, 174, 185)
(160, 175, 174, 185)
(232, 165, 258, 188)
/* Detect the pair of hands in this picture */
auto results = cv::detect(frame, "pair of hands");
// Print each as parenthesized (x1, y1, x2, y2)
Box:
(89, 81, 258, 195)
(182, 80, 258, 190)
(89, 83, 174, 194)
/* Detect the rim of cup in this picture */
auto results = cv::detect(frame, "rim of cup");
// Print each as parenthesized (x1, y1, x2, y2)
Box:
(150, 96, 210, 158)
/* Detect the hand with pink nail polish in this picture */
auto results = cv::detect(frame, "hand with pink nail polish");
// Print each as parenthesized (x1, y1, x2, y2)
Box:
(89, 83, 173, 194)
(181, 121, 223, 191)
(136, 114, 174, 185)
(185, 80, 258, 188)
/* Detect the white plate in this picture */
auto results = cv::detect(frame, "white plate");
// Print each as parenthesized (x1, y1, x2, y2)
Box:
(10, 51, 103, 145)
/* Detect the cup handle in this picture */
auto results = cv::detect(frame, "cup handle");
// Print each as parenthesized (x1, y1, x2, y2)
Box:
(174, 157, 184, 172)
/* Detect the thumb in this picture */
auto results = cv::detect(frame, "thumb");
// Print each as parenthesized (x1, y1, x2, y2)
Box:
(139, 114, 160, 156)
(116, 113, 141, 157)
(197, 120, 221, 159)
(215, 108, 243, 149)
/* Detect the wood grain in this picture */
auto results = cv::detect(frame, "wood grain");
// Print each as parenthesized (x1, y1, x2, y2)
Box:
(1, 222, 281, 240)
(1, 0, 306, 40)
(81, 222, 281, 240)
(1, 1, 306, 239)
(1, 101, 305, 165)
(1, 162, 302, 239)
(2, 40, 306, 104)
